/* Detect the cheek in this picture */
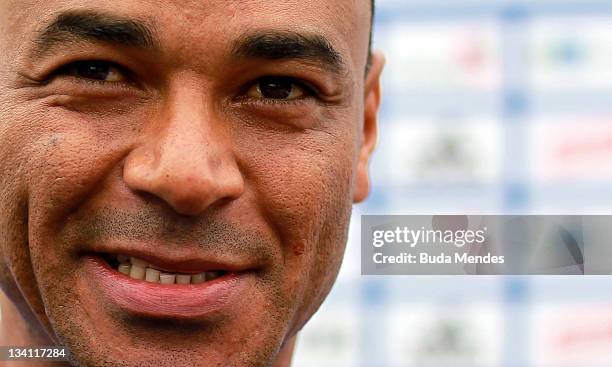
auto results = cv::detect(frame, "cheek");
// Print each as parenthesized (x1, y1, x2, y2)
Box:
(239, 128, 354, 250)
(234, 125, 357, 322)
(15, 106, 141, 235)
(0, 106, 134, 297)
(0, 102, 122, 333)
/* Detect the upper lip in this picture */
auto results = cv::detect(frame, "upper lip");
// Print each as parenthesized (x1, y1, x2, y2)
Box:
(86, 243, 257, 274)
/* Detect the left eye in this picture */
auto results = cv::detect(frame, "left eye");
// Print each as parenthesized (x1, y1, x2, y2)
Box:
(59, 61, 127, 82)
(246, 77, 308, 100)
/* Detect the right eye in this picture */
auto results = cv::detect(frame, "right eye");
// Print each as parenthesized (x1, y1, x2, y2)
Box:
(245, 76, 309, 101)
(57, 61, 128, 83)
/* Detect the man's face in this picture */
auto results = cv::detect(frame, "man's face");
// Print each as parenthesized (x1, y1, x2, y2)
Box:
(0, 0, 382, 366)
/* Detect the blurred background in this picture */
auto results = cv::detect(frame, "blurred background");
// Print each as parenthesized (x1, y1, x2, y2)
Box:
(294, 0, 612, 366)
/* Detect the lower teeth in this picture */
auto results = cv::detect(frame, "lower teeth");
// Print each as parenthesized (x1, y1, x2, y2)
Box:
(113, 256, 223, 284)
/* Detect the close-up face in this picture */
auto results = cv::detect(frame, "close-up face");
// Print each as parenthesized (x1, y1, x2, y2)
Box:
(0, 0, 383, 366)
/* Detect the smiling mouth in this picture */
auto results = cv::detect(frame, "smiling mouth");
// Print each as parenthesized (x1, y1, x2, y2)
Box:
(88, 252, 247, 318)
(102, 254, 228, 285)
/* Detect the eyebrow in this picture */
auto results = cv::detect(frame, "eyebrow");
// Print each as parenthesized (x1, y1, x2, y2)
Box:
(232, 30, 346, 75)
(31, 11, 346, 75)
(32, 11, 158, 57)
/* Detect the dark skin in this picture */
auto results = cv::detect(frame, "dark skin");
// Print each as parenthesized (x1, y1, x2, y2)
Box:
(0, 0, 384, 366)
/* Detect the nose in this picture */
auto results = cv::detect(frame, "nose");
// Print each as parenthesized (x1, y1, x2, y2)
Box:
(123, 81, 244, 216)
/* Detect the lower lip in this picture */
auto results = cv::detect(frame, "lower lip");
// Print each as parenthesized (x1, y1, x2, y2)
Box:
(84, 256, 244, 319)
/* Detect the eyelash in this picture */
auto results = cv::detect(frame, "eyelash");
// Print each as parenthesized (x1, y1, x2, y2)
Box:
(47, 61, 135, 91)
(238, 78, 319, 102)
(50, 60, 321, 104)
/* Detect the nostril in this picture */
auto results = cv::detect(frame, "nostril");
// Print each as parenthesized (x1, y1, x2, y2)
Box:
(123, 142, 244, 216)
(158, 179, 239, 215)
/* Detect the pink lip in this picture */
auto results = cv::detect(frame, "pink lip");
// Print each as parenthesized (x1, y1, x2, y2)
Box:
(85, 256, 245, 319)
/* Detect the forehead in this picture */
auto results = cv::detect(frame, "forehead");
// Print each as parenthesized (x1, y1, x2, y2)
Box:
(1, 0, 371, 73)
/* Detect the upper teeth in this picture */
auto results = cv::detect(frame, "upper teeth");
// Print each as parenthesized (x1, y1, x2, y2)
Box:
(116, 256, 223, 284)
